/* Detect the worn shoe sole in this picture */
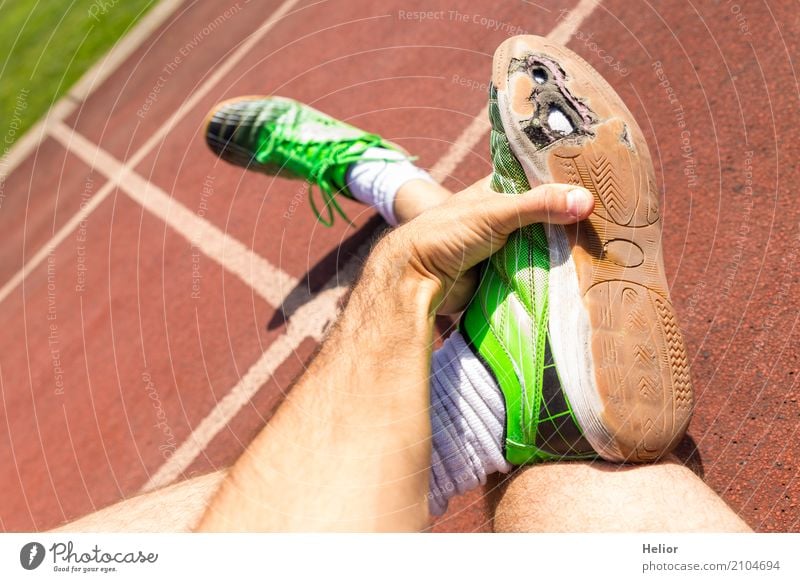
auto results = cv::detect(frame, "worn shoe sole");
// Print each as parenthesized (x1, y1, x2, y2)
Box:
(492, 35, 692, 462)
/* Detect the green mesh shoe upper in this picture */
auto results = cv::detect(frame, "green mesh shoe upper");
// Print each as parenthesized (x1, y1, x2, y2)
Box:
(460, 85, 596, 465)
(206, 96, 402, 226)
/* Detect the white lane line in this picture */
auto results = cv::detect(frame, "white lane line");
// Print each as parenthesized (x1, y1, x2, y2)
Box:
(138, 0, 605, 491)
(140, 276, 354, 492)
(429, 107, 490, 183)
(126, 0, 303, 171)
(0, 0, 184, 183)
(0, 179, 115, 307)
(0, 0, 303, 304)
(51, 121, 297, 309)
(0, 0, 593, 309)
(429, 0, 599, 184)
(68, 0, 188, 103)
(548, 0, 599, 45)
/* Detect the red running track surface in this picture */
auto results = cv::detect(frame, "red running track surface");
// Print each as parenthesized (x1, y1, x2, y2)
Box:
(0, 0, 797, 532)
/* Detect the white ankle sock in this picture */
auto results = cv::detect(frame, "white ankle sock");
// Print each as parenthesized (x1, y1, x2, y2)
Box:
(345, 147, 435, 225)
(348, 149, 508, 513)
(428, 331, 511, 515)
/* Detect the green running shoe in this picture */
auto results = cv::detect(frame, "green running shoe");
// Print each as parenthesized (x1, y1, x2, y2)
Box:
(204, 96, 404, 226)
(461, 36, 693, 464)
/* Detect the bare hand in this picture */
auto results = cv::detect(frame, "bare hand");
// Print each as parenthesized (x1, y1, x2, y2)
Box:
(374, 177, 594, 313)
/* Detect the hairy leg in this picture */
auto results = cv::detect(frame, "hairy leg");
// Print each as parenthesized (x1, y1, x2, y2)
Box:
(393, 179, 453, 223)
(54, 175, 741, 534)
(52, 470, 227, 532)
(53, 180, 453, 533)
(195, 180, 589, 531)
(493, 458, 751, 532)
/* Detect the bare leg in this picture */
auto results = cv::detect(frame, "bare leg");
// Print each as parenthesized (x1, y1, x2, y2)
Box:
(399, 180, 748, 532)
(393, 179, 454, 224)
(52, 177, 743, 534)
(53, 470, 227, 532)
(493, 458, 751, 532)
(52, 181, 453, 533)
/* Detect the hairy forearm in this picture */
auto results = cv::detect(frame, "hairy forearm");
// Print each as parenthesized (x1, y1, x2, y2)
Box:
(197, 240, 440, 531)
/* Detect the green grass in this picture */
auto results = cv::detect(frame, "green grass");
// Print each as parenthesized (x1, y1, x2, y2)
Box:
(0, 0, 158, 152)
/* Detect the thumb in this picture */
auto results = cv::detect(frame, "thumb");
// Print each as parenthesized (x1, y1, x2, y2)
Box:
(485, 182, 594, 235)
